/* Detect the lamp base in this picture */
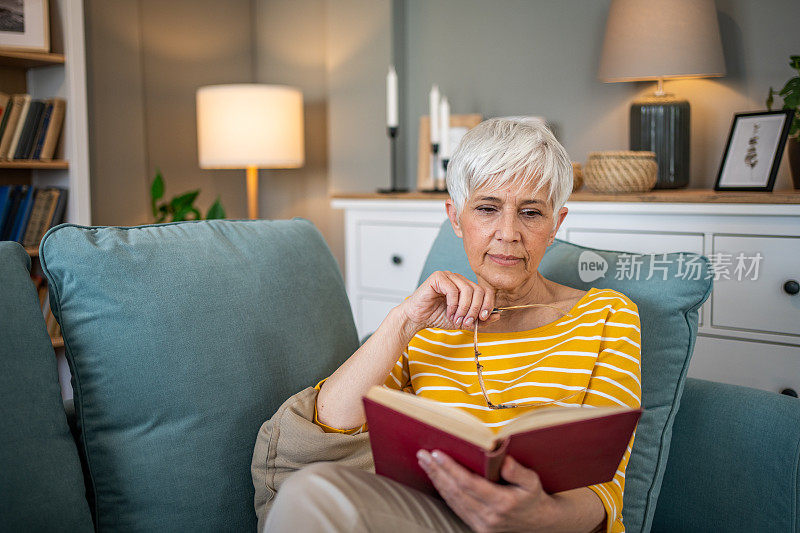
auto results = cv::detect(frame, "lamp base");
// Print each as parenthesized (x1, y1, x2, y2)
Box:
(246, 166, 259, 219)
(630, 95, 690, 189)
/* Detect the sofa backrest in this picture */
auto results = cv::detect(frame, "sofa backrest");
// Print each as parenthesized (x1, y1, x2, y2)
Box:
(0, 242, 93, 532)
(40, 219, 358, 531)
(419, 221, 712, 533)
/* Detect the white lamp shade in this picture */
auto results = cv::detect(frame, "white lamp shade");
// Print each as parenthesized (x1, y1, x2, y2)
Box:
(598, 0, 725, 82)
(197, 84, 304, 168)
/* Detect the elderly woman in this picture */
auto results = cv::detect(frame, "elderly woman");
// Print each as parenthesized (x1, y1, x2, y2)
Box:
(259, 118, 641, 533)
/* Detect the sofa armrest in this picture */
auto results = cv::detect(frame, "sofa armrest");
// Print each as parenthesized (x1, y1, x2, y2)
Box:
(651, 378, 800, 532)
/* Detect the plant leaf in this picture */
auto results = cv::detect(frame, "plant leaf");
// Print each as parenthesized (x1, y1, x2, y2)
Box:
(782, 91, 800, 110)
(790, 55, 800, 72)
(778, 77, 800, 95)
(766, 87, 774, 110)
(206, 197, 226, 220)
(151, 169, 165, 217)
(170, 190, 200, 212)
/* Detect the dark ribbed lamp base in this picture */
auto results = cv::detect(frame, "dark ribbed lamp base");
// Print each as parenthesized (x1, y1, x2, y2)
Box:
(630, 95, 690, 189)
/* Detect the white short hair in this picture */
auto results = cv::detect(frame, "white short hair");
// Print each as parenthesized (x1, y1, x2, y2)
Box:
(446, 117, 572, 222)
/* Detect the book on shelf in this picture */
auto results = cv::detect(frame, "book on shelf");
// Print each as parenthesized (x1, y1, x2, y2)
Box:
(0, 95, 65, 161)
(39, 98, 65, 161)
(9, 185, 35, 242)
(0, 185, 67, 245)
(5, 94, 31, 161)
(13, 100, 45, 160)
(30, 100, 54, 160)
(0, 92, 10, 138)
(362, 385, 641, 499)
(0, 184, 28, 240)
(0, 95, 21, 158)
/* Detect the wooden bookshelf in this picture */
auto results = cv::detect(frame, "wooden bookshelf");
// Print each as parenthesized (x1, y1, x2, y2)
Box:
(0, 160, 69, 169)
(0, 50, 65, 69)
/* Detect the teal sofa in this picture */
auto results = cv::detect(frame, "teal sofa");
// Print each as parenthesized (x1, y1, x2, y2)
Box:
(1, 219, 798, 532)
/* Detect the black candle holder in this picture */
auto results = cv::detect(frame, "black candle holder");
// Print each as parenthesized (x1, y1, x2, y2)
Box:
(439, 158, 450, 192)
(420, 143, 444, 193)
(378, 126, 407, 194)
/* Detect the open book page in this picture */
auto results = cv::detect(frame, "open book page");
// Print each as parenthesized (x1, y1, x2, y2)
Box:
(366, 386, 497, 449)
(495, 405, 634, 440)
(366, 386, 637, 450)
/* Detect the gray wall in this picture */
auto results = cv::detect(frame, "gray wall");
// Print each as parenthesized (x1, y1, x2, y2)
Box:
(86, 0, 254, 225)
(396, 0, 799, 191)
(85, 1, 800, 275)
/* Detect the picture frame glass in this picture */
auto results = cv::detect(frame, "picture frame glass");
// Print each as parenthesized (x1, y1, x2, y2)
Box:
(717, 112, 789, 189)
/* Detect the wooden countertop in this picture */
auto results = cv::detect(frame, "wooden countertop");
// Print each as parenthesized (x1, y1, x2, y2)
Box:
(331, 189, 800, 204)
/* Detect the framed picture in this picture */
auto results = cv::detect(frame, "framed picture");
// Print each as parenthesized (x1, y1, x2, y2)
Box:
(714, 110, 794, 191)
(417, 114, 482, 191)
(0, 0, 49, 52)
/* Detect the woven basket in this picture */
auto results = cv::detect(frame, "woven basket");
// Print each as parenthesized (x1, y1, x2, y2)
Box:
(584, 151, 657, 193)
(571, 162, 583, 192)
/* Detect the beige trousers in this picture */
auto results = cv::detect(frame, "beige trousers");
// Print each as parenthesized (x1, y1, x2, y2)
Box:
(263, 462, 473, 533)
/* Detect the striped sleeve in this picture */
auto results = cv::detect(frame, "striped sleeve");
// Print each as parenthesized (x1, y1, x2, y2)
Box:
(584, 297, 642, 533)
(312, 350, 411, 435)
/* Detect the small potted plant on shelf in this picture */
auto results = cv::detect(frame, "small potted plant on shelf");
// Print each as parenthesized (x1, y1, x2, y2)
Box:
(767, 54, 800, 189)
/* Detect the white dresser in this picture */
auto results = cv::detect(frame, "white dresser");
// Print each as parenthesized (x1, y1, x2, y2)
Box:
(332, 191, 800, 394)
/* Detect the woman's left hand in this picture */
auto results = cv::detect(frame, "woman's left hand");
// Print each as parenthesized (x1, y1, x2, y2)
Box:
(416, 449, 555, 533)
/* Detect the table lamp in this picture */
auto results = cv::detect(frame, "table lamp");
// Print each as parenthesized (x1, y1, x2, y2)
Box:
(197, 84, 304, 219)
(598, 0, 725, 188)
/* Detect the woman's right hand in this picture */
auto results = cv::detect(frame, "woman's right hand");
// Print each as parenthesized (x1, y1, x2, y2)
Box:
(398, 271, 499, 334)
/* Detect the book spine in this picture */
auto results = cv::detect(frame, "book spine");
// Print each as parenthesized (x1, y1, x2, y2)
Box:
(6, 95, 31, 161)
(33, 189, 59, 247)
(48, 188, 67, 229)
(0, 186, 10, 230)
(0, 95, 27, 160)
(21, 189, 50, 247)
(0, 92, 11, 142)
(1, 186, 23, 240)
(484, 438, 509, 484)
(39, 99, 65, 161)
(14, 100, 44, 160)
(31, 101, 54, 160)
(11, 185, 36, 243)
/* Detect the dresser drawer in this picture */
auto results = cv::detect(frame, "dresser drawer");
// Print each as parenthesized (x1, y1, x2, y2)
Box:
(711, 235, 800, 337)
(691, 335, 800, 394)
(357, 295, 403, 337)
(566, 229, 704, 255)
(357, 222, 441, 294)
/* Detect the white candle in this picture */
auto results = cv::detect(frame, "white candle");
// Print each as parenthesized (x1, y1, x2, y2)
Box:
(440, 97, 450, 158)
(429, 85, 440, 145)
(386, 66, 398, 128)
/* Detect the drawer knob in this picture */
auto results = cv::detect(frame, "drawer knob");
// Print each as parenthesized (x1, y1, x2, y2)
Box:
(391, 254, 403, 266)
(783, 280, 799, 295)
(780, 388, 798, 398)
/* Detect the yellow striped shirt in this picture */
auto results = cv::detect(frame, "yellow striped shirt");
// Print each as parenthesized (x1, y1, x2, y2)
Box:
(314, 287, 641, 533)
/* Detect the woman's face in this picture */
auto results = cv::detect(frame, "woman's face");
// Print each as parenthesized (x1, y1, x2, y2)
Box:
(445, 180, 568, 293)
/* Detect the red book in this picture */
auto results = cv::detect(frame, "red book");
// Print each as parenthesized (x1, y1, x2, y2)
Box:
(363, 386, 641, 499)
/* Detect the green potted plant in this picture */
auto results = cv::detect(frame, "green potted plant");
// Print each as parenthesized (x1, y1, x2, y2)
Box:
(766, 55, 800, 188)
(150, 168, 226, 222)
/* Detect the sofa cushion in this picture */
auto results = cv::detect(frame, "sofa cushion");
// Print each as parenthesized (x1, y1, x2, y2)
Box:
(40, 219, 359, 531)
(652, 378, 800, 532)
(0, 242, 93, 532)
(419, 222, 712, 533)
